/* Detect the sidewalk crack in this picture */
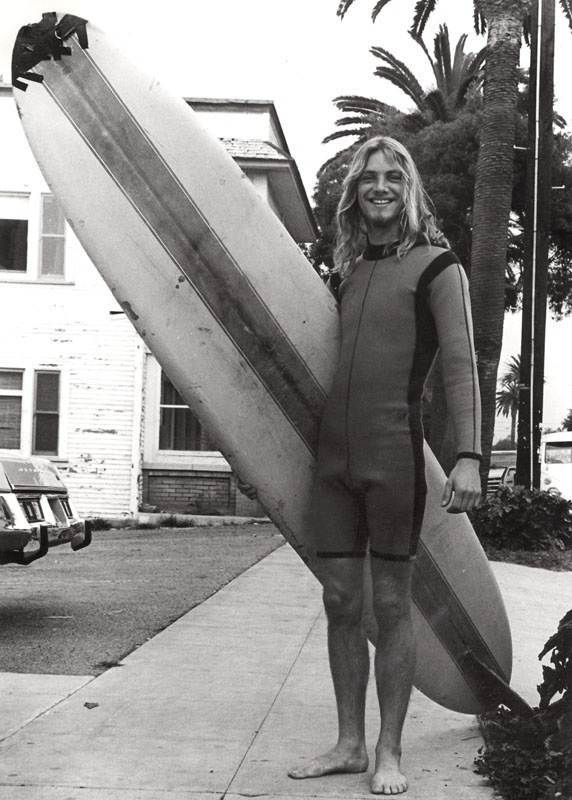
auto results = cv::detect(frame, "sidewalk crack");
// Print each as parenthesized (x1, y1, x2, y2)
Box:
(221, 605, 324, 798)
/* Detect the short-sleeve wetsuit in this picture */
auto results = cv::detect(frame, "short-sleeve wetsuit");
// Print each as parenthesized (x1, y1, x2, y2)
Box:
(308, 240, 482, 561)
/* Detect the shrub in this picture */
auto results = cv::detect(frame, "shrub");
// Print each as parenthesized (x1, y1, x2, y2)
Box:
(469, 485, 572, 551)
(475, 610, 572, 800)
(538, 610, 572, 712)
(88, 517, 112, 531)
(475, 706, 571, 800)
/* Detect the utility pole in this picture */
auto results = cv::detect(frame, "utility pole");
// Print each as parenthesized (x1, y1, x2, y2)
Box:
(516, 0, 555, 489)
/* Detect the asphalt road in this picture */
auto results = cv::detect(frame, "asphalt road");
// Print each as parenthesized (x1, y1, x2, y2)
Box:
(0, 523, 284, 676)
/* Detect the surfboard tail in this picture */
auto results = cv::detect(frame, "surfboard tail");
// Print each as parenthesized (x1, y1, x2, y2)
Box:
(12, 12, 88, 92)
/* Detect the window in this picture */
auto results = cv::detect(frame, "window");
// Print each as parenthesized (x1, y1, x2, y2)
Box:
(32, 371, 60, 455)
(39, 194, 65, 277)
(159, 372, 216, 451)
(545, 442, 572, 465)
(0, 193, 29, 273)
(0, 370, 23, 449)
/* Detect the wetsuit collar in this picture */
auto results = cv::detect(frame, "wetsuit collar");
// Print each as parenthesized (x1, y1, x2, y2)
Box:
(363, 236, 428, 262)
(363, 240, 399, 261)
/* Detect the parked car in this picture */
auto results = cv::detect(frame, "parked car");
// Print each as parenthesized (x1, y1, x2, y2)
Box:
(541, 431, 572, 500)
(0, 456, 91, 565)
(487, 464, 516, 494)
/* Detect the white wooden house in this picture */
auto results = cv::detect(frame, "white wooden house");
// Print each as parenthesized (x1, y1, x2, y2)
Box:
(0, 86, 317, 518)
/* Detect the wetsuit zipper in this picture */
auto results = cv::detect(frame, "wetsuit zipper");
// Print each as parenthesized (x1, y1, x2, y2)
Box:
(344, 260, 378, 487)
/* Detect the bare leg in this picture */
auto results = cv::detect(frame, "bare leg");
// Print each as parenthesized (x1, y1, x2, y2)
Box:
(369, 559, 415, 795)
(288, 557, 370, 779)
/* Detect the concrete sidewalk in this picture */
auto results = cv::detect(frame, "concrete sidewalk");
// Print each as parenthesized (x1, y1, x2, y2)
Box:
(0, 545, 570, 800)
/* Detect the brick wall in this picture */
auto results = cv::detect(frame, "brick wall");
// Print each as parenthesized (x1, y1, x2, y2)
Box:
(142, 469, 235, 515)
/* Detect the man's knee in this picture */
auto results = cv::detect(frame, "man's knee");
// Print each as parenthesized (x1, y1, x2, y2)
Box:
(371, 566, 413, 629)
(371, 590, 411, 629)
(322, 581, 363, 625)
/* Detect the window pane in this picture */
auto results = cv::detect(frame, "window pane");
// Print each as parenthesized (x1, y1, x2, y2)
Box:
(0, 219, 28, 271)
(158, 372, 217, 451)
(40, 237, 65, 276)
(160, 373, 184, 406)
(0, 370, 23, 391)
(35, 372, 59, 412)
(33, 414, 59, 454)
(546, 443, 572, 464)
(0, 396, 22, 449)
(42, 195, 65, 235)
(159, 407, 200, 450)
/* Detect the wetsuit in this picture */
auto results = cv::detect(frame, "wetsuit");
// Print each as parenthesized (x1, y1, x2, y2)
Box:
(309, 241, 482, 561)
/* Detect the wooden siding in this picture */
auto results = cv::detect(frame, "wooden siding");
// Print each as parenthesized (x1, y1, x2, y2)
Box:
(0, 231, 143, 518)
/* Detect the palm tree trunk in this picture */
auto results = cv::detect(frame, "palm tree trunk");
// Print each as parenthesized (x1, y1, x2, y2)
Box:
(470, 0, 532, 492)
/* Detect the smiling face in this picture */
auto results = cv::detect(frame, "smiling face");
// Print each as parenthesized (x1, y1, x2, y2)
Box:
(356, 149, 404, 244)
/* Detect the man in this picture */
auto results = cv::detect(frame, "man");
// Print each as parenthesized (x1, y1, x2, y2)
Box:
(287, 136, 482, 794)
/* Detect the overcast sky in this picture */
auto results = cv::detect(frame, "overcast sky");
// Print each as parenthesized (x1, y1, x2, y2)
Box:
(2, 0, 572, 430)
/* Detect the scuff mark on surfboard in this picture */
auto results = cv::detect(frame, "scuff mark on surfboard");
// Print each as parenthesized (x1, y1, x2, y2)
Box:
(119, 301, 139, 321)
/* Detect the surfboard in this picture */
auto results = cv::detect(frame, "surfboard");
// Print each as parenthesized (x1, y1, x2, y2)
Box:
(12, 13, 515, 714)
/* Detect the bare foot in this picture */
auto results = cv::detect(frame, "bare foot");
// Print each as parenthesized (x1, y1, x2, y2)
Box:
(288, 744, 368, 779)
(370, 752, 407, 794)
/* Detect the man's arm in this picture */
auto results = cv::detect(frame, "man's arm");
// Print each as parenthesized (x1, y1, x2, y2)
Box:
(427, 262, 482, 513)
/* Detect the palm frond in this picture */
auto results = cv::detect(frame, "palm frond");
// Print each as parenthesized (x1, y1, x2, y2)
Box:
(473, 2, 487, 34)
(423, 89, 450, 121)
(337, 0, 358, 20)
(371, 0, 395, 22)
(559, 0, 572, 32)
(370, 45, 426, 107)
(333, 115, 376, 127)
(434, 24, 452, 92)
(451, 32, 469, 89)
(372, 66, 426, 109)
(454, 46, 486, 107)
(322, 127, 370, 144)
(411, 0, 437, 38)
(333, 94, 397, 116)
(409, 29, 440, 86)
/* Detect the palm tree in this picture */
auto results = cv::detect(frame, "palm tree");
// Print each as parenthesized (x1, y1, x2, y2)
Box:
(561, 409, 572, 431)
(495, 354, 521, 446)
(336, 0, 572, 490)
(325, 25, 485, 145)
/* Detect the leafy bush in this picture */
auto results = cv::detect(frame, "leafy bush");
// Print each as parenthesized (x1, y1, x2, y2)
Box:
(538, 610, 572, 711)
(469, 485, 572, 551)
(475, 609, 572, 800)
(475, 706, 572, 800)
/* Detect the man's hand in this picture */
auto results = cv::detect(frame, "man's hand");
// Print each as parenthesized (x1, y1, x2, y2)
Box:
(441, 458, 482, 514)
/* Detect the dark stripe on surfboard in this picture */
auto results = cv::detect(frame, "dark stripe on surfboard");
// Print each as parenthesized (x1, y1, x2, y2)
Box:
(39, 38, 326, 454)
(414, 541, 510, 684)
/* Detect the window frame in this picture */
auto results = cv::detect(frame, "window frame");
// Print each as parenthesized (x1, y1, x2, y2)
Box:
(32, 369, 61, 456)
(0, 191, 30, 277)
(0, 191, 70, 283)
(38, 193, 66, 279)
(0, 368, 24, 451)
(142, 356, 230, 472)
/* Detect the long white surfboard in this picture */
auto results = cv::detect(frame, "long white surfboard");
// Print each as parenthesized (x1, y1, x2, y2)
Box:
(13, 13, 516, 714)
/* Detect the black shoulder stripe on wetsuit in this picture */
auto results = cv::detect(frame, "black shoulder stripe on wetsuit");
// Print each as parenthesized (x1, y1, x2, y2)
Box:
(417, 250, 460, 294)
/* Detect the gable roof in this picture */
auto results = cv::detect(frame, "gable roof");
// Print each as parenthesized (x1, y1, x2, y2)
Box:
(186, 99, 318, 243)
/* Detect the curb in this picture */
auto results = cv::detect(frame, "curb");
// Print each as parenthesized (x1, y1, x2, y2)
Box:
(93, 512, 271, 530)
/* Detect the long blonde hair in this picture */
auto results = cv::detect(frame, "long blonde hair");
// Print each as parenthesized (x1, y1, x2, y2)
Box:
(334, 136, 448, 277)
